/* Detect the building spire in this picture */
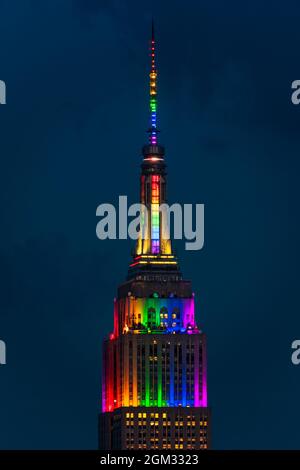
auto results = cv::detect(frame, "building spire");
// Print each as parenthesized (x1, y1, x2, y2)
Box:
(148, 19, 158, 145)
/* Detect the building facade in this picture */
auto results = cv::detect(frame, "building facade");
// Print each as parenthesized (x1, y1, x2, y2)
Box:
(99, 23, 210, 450)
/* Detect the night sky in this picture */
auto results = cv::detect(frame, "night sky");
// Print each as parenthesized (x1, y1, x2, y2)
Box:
(0, 0, 300, 449)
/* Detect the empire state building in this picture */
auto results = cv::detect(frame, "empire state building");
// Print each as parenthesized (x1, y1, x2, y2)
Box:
(99, 23, 211, 450)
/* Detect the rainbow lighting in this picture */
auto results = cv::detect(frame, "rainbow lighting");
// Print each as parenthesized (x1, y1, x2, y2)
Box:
(113, 295, 198, 336)
(151, 175, 160, 253)
(149, 22, 158, 145)
(99, 22, 210, 451)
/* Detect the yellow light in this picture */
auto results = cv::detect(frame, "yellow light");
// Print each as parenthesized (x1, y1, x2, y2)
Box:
(133, 259, 177, 266)
(150, 261, 177, 265)
(137, 255, 175, 259)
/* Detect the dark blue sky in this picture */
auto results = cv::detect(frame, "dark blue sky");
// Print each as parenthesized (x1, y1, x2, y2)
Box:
(0, 0, 300, 449)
